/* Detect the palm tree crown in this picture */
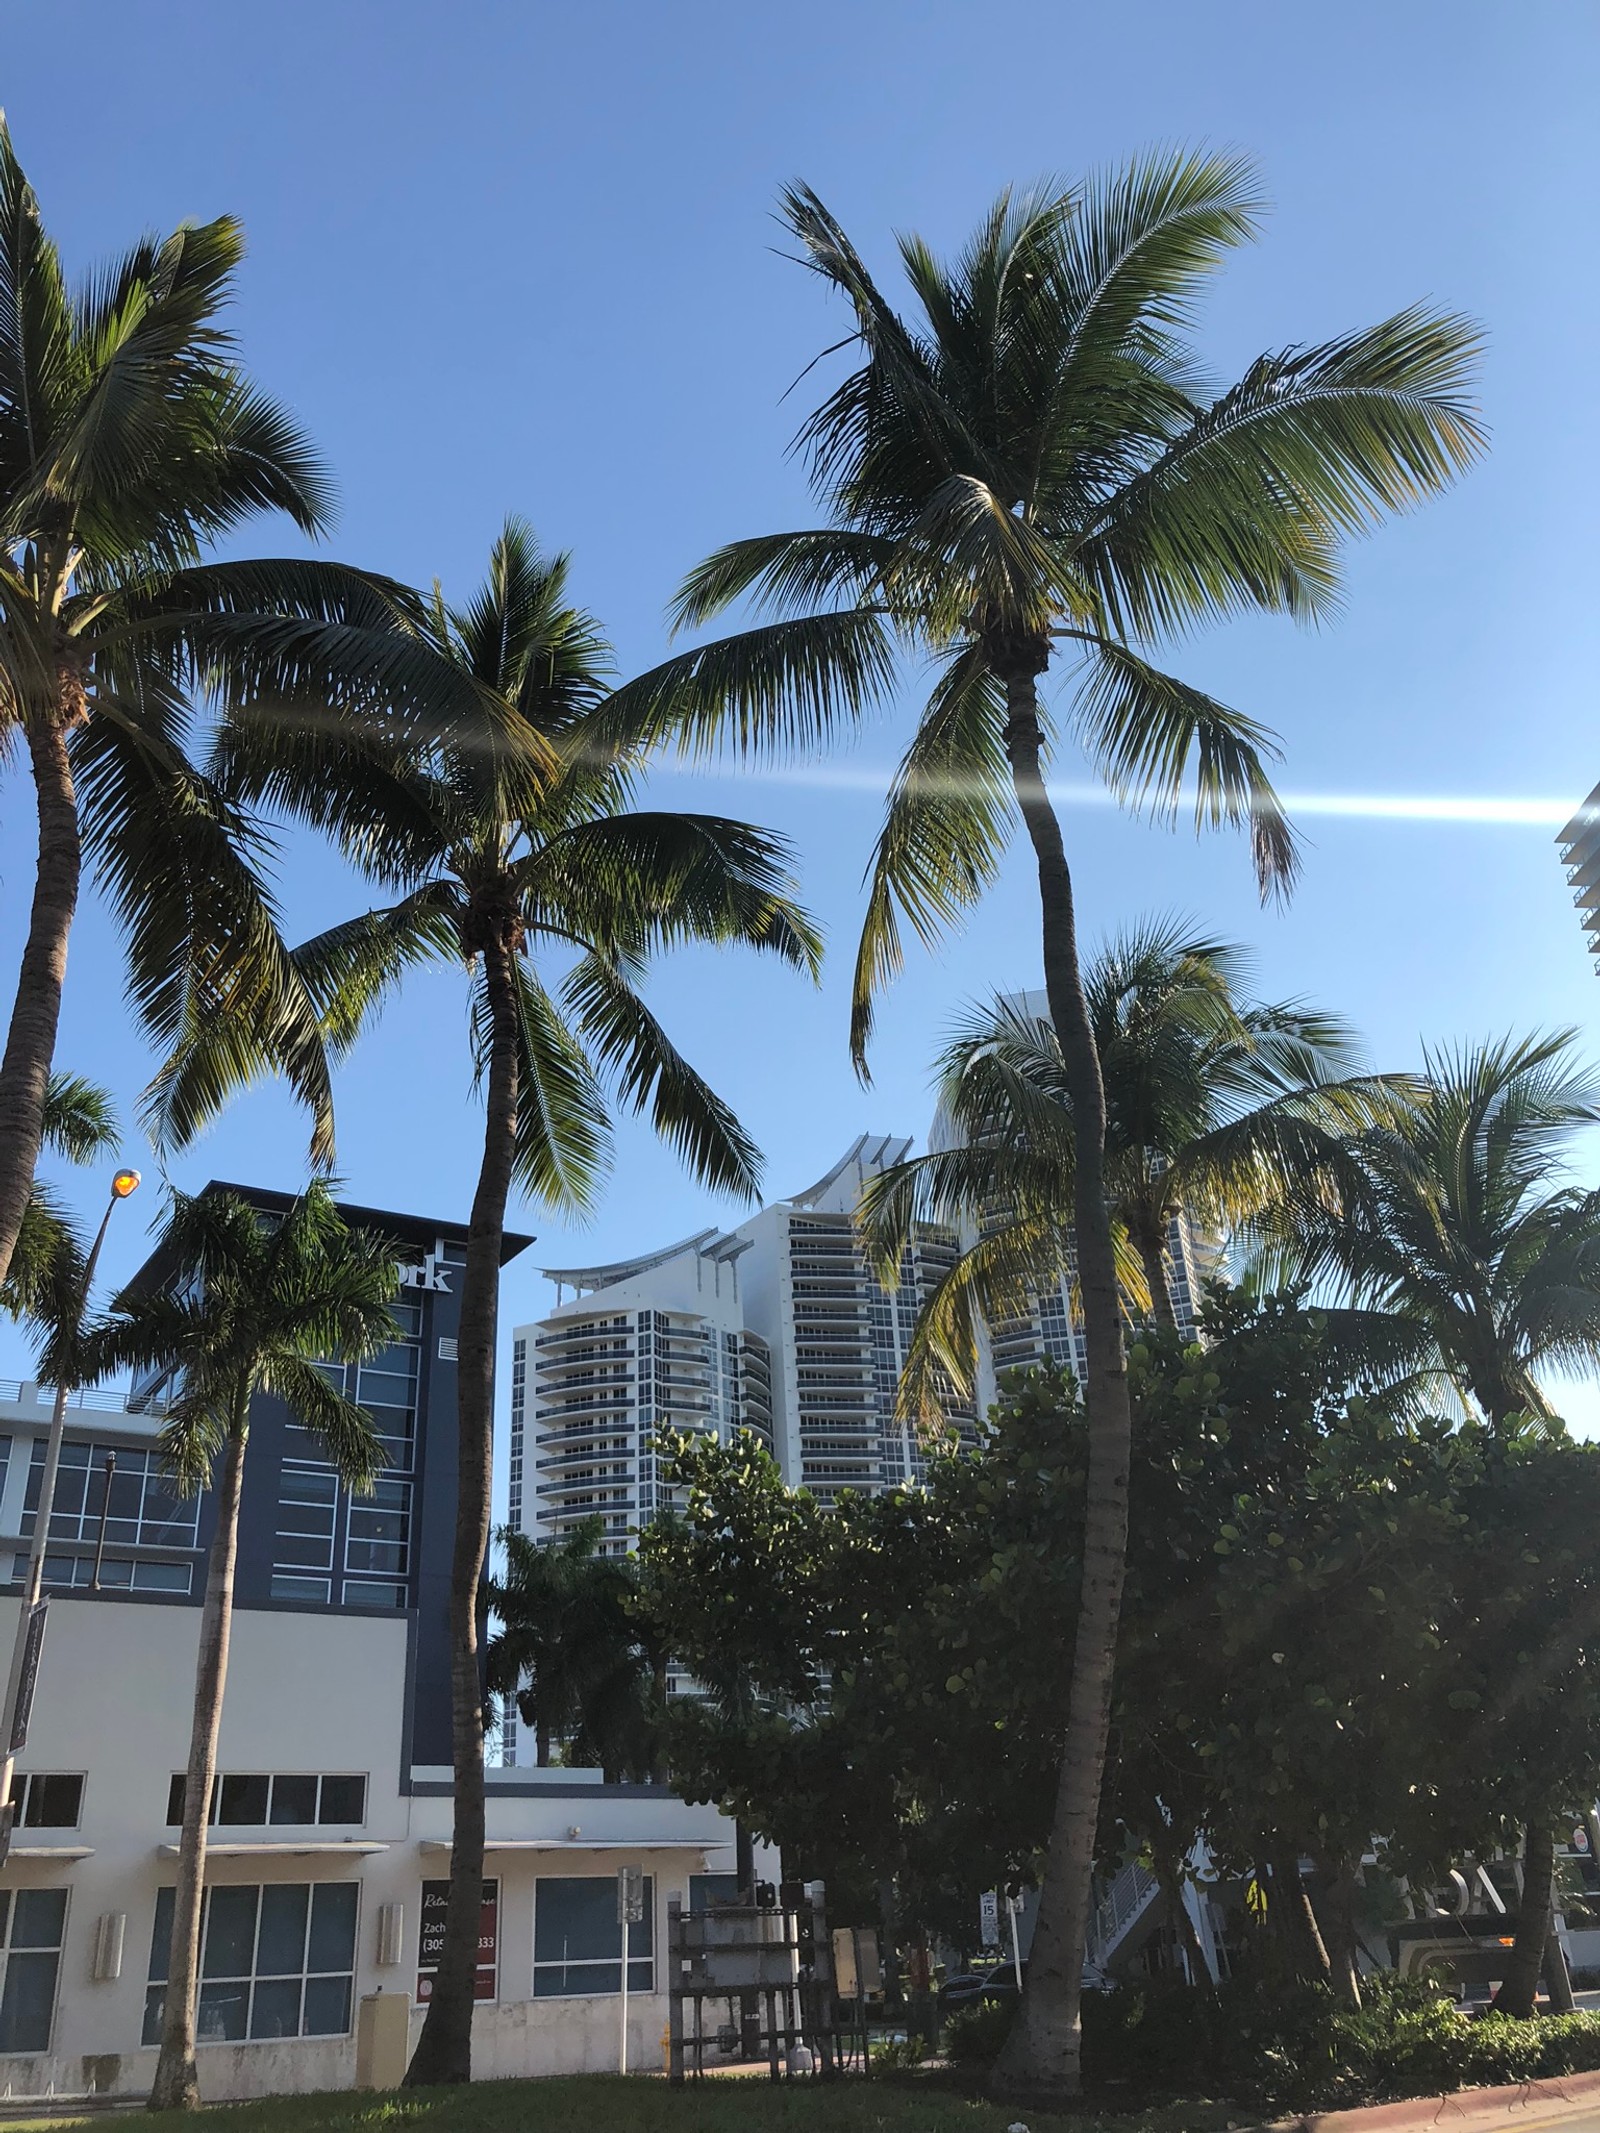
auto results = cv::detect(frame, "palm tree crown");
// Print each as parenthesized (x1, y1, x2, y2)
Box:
(860, 919, 1402, 1404)
(163, 517, 822, 1200)
(611, 150, 1483, 1067)
(1255, 1032, 1600, 1429)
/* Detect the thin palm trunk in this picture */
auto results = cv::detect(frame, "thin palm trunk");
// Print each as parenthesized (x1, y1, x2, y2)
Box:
(1497, 1823, 1557, 2018)
(404, 931, 520, 2087)
(150, 1411, 249, 2111)
(1150, 1834, 1213, 1990)
(1136, 1225, 1179, 1334)
(992, 671, 1133, 2102)
(1269, 1844, 1331, 1986)
(1314, 1852, 1363, 2008)
(0, 708, 82, 1292)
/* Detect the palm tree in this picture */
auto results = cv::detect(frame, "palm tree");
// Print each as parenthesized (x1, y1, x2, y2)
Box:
(78, 1185, 400, 2111)
(1255, 1032, 1600, 1429)
(156, 519, 820, 2086)
(485, 1520, 664, 1779)
(859, 919, 1400, 1410)
(0, 1075, 119, 1326)
(0, 117, 513, 1294)
(603, 152, 1482, 2093)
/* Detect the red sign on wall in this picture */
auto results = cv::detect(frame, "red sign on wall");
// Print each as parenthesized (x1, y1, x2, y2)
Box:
(417, 1878, 498, 2003)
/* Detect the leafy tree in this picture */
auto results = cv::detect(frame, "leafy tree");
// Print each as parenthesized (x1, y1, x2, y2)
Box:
(485, 1519, 663, 1779)
(613, 152, 1481, 2096)
(161, 520, 820, 2087)
(79, 1186, 400, 2111)
(860, 918, 1399, 1411)
(0, 1074, 119, 1326)
(0, 117, 501, 1294)
(1258, 1032, 1600, 1427)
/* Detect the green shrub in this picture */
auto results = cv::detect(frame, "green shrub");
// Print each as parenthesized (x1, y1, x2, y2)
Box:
(979, 1972, 1600, 2111)
(942, 2000, 1013, 2066)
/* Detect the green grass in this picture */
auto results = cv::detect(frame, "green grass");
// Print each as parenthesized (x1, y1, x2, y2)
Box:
(0, 2075, 1244, 2133)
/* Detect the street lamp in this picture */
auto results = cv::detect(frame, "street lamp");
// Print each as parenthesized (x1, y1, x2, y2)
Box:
(0, 1167, 141, 1856)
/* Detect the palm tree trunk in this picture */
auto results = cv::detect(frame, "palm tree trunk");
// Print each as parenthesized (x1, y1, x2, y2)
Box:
(150, 1413, 249, 2111)
(404, 931, 520, 2088)
(0, 711, 82, 1293)
(1497, 1822, 1556, 2018)
(1269, 1844, 1331, 1986)
(1136, 1228, 1179, 1333)
(1150, 1835, 1212, 1989)
(1314, 1852, 1363, 2008)
(991, 669, 1132, 2104)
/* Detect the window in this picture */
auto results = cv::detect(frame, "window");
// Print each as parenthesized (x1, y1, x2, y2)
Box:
(11, 1553, 192, 1596)
(533, 1875, 652, 1997)
(0, 1888, 66, 2052)
(166, 1773, 367, 1828)
(274, 1464, 337, 1572)
(342, 1579, 408, 1610)
(344, 1478, 411, 1578)
(22, 1441, 200, 1549)
(14, 1774, 83, 1829)
(144, 1882, 358, 2044)
(270, 1574, 330, 1605)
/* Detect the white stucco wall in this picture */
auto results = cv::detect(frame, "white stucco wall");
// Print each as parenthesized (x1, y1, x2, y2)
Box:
(0, 1594, 743, 2100)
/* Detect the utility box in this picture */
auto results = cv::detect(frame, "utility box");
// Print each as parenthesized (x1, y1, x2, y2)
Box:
(356, 1989, 411, 2090)
(681, 1904, 800, 1990)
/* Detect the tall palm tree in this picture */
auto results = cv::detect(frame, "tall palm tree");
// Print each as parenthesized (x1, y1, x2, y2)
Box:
(1255, 1031, 1600, 1432)
(604, 157, 1481, 2091)
(485, 1520, 664, 1779)
(0, 117, 513, 1292)
(157, 520, 821, 2086)
(0, 1074, 119, 1325)
(859, 919, 1400, 1410)
(78, 1185, 400, 2111)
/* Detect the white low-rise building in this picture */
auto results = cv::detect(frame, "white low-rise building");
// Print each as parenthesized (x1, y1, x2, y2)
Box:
(0, 1590, 745, 2100)
(0, 1183, 760, 2103)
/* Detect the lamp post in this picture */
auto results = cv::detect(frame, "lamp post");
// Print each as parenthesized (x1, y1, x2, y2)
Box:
(0, 1167, 140, 1855)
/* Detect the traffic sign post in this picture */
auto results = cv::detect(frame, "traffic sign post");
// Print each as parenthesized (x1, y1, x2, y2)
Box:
(617, 1866, 644, 2073)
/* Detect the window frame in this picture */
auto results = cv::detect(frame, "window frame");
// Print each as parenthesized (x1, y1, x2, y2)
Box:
(531, 1873, 654, 1999)
(144, 1880, 360, 2046)
(14, 1772, 84, 1830)
(0, 1886, 67, 2054)
(166, 1773, 368, 1829)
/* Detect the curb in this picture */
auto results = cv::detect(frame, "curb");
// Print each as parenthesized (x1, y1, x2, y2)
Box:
(1266, 2067, 1600, 2133)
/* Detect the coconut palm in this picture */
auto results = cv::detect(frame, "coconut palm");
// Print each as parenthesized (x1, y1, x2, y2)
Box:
(0, 1075, 119, 1326)
(860, 919, 1402, 1411)
(0, 117, 517, 1295)
(603, 152, 1482, 2093)
(78, 1185, 400, 2111)
(155, 519, 820, 2086)
(1255, 1032, 1600, 1430)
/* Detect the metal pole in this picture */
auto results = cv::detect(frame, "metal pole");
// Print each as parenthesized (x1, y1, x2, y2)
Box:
(619, 1915, 629, 2074)
(1008, 1893, 1024, 1990)
(0, 1174, 137, 1833)
(90, 1452, 116, 1592)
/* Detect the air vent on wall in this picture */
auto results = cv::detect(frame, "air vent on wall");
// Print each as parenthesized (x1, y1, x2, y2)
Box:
(438, 1338, 458, 1362)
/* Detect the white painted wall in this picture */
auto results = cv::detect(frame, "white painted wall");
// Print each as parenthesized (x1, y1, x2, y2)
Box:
(0, 1594, 747, 2100)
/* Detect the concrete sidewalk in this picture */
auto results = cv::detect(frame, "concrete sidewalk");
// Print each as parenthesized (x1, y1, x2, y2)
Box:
(1270, 2068, 1600, 2133)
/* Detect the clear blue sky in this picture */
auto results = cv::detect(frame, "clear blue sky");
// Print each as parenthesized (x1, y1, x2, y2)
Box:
(4, 0, 1599, 1430)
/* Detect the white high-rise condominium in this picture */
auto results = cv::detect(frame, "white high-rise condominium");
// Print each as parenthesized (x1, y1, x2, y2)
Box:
(509, 1134, 978, 1561)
